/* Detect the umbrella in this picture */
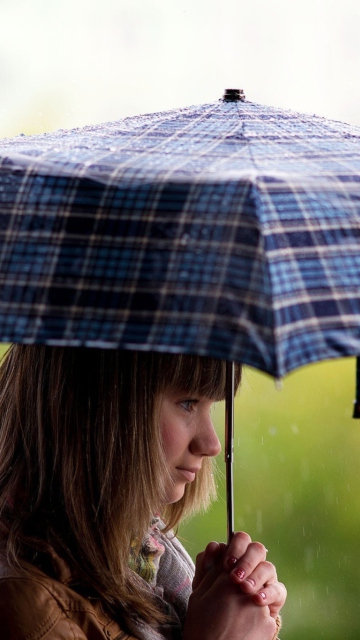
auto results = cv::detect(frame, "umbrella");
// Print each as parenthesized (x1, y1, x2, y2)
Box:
(1, 89, 360, 539)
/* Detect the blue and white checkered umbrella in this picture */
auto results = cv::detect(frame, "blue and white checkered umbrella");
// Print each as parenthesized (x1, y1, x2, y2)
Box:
(1, 90, 359, 377)
(1, 90, 360, 537)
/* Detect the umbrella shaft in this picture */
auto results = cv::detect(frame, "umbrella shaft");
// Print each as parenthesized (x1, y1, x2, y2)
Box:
(225, 361, 235, 543)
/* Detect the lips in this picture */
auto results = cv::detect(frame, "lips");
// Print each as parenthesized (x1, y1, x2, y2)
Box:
(176, 468, 200, 483)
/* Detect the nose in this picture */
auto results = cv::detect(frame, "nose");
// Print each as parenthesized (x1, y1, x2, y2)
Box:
(190, 414, 221, 458)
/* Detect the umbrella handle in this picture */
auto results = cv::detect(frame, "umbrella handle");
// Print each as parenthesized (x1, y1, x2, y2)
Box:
(225, 361, 235, 543)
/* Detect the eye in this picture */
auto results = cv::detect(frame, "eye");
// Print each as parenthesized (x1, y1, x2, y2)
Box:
(179, 399, 198, 412)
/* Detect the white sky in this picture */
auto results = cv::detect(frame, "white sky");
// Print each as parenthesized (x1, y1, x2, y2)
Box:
(0, 0, 359, 136)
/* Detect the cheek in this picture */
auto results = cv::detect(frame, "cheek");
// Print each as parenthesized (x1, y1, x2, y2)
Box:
(160, 419, 187, 462)
(160, 423, 177, 460)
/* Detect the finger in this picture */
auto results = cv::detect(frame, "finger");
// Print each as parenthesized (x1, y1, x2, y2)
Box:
(193, 542, 219, 589)
(252, 581, 287, 617)
(224, 531, 252, 570)
(228, 541, 268, 582)
(193, 542, 225, 590)
(234, 560, 277, 593)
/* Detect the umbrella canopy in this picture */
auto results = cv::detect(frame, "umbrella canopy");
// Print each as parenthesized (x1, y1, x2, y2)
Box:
(1, 93, 360, 378)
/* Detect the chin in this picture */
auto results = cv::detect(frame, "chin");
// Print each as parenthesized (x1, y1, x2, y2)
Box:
(165, 484, 186, 504)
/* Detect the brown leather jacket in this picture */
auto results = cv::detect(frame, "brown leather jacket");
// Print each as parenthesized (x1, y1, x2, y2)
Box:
(0, 553, 135, 640)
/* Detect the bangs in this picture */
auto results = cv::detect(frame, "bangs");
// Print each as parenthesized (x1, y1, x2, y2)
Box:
(154, 353, 241, 401)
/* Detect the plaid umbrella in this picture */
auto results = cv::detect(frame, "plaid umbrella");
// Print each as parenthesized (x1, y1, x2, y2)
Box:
(1, 90, 360, 538)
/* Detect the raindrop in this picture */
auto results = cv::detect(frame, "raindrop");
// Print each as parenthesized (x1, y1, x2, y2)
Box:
(301, 458, 309, 480)
(283, 492, 293, 516)
(256, 510, 263, 534)
(304, 546, 314, 571)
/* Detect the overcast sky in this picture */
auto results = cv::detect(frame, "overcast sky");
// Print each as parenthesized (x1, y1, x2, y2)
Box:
(0, 0, 359, 136)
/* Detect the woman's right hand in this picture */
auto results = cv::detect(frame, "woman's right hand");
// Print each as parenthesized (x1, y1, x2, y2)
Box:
(183, 534, 285, 640)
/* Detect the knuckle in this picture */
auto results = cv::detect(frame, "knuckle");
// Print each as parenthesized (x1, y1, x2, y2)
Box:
(263, 560, 277, 574)
(250, 541, 267, 556)
(278, 581, 288, 598)
(233, 531, 252, 546)
(269, 580, 287, 604)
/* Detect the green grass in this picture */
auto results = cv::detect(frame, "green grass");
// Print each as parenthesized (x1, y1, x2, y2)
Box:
(180, 357, 360, 639)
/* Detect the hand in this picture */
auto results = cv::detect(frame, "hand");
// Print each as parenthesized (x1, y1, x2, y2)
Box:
(223, 531, 286, 620)
(184, 532, 286, 640)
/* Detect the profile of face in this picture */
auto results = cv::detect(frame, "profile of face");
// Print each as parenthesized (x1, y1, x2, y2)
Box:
(159, 391, 221, 504)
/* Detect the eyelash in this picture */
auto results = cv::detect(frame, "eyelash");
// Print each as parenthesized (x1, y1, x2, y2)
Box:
(179, 399, 198, 412)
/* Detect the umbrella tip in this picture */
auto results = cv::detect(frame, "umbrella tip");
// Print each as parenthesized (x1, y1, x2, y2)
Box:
(222, 89, 246, 102)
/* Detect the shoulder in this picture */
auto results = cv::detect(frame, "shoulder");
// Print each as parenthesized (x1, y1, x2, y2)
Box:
(0, 558, 133, 640)
(0, 564, 87, 639)
(0, 556, 93, 640)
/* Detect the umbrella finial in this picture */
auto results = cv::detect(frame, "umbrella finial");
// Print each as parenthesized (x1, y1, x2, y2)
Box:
(223, 89, 246, 102)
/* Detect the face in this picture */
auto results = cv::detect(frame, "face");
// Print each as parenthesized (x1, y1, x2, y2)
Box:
(159, 390, 221, 504)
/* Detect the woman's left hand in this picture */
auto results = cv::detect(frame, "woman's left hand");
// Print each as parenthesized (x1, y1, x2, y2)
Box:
(193, 531, 287, 621)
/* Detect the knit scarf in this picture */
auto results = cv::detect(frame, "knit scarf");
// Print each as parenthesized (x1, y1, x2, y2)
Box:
(129, 518, 165, 587)
(128, 518, 195, 640)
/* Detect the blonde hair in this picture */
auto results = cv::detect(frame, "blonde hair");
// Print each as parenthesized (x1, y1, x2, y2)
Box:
(0, 345, 241, 625)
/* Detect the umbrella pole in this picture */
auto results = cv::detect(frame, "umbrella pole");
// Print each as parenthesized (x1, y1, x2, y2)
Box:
(225, 360, 235, 544)
(353, 356, 360, 418)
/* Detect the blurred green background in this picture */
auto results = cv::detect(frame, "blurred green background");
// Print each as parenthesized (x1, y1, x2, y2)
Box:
(180, 357, 360, 639)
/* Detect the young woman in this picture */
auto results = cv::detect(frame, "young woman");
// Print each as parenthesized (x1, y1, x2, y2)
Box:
(0, 345, 286, 640)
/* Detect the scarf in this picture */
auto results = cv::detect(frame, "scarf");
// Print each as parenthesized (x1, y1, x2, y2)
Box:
(128, 518, 195, 640)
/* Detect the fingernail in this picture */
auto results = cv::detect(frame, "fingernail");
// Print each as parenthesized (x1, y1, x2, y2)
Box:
(259, 591, 266, 599)
(233, 568, 246, 580)
(226, 556, 238, 569)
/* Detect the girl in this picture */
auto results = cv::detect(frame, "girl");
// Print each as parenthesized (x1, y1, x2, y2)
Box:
(0, 345, 286, 639)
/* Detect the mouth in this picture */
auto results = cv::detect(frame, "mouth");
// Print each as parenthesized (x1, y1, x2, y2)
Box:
(176, 468, 200, 483)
